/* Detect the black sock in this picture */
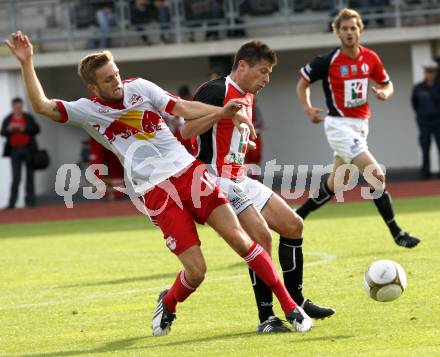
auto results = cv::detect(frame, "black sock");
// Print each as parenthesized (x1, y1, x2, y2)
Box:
(296, 179, 334, 219)
(248, 268, 274, 323)
(279, 237, 304, 305)
(371, 189, 402, 238)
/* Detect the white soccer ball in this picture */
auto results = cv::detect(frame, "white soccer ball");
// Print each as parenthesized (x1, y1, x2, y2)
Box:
(363, 259, 407, 302)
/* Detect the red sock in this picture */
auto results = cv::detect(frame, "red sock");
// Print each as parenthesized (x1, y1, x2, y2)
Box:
(242, 242, 297, 314)
(162, 271, 196, 313)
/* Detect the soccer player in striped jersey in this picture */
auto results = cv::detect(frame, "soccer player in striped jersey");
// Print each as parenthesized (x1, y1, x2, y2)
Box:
(6, 31, 313, 337)
(296, 8, 420, 248)
(182, 41, 335, 333)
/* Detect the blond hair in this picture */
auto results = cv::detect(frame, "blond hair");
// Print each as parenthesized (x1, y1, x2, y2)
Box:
(332, 8, 364, 32)
(78, 50, 114, 84)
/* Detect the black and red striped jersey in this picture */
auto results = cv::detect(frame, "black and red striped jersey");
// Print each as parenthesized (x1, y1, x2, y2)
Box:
(300, 45, 390, 119)
(194, 76, 253, 179)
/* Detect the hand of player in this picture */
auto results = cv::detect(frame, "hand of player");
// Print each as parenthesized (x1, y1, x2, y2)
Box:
(4, 31, 34, 64)
(371, 86, 387, 101)
(246, 140, 256, 152)
(221, 98, 248, 118)
(231, 112, 257, 140)
(305, 106, 324, 124)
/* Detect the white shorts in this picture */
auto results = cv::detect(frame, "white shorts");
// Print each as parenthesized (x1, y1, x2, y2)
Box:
(324, 116, 369, 164)
(214, 176, 273, 215)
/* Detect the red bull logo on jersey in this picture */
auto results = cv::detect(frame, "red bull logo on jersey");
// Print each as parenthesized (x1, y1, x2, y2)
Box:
(103, 110, 164, 144)
(130, 94, 143, 106)
(166, 236, 177, 251)
(141, 111, 164, 134)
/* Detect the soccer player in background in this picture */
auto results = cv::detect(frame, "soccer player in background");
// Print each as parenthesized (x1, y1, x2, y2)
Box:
(295, 8, 420, 248)
(5, 31, 313, 336)
(182, 40, 335, 334)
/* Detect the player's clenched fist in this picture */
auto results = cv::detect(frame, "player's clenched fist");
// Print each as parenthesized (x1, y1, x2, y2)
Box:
(305, 106, 324, 124)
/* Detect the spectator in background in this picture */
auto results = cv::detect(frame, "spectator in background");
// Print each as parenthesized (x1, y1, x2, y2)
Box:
(184, 0, 223, 42)
(226, 1, 246, 39)
(411, 61, 440, 179)
(130, 0, 157, 45)
(369, 0, 390, 27)
(348, 0, 389, 28)
(1, 97, 40, 209)
(95, 3, 118, 48)
(154, 0, 172, 43)
(239, 0, 277, 16)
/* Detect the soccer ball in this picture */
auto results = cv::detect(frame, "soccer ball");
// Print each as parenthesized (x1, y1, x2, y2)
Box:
(363, 260, 407, 302)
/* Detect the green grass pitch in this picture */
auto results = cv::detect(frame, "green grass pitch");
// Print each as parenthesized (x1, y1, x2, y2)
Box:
(1, 196, 439, 356)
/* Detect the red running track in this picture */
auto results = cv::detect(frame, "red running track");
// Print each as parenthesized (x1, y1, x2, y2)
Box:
(1, 179, 439, 225)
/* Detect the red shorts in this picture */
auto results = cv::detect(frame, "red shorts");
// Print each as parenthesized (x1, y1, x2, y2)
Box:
(143, 160, 228, 255)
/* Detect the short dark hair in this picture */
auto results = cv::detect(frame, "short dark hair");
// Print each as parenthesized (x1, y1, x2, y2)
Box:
(11, 97, 23, 105)
(232, 41, 277, 70)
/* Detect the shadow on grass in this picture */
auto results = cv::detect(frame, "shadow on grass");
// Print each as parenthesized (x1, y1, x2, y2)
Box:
(60, 262, 245, 289)
(18, 333, 354, 356)
(0, 216, 152, 240)
(2, 196, 439, 240)
(18, 335, 146, 357)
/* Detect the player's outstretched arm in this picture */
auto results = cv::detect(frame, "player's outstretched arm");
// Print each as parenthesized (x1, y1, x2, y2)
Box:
(180, 111, 221, 139)
(181, 110, 255, 140)
(296, 77, 323, 124)
(5, 31, 63, 123)
(172, 98, 247, 120)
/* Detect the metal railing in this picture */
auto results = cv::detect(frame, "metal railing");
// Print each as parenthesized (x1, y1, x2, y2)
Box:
(0, 0, 439, 53)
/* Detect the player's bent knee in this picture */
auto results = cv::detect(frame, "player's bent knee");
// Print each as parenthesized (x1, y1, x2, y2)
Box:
(186, 265, 206, 287)
(368, 173, 385, 191)
(327, 175, 336, 192)
(253, 225, 272, 250)
(286, 214, 304, 237)
(228, 227, 253, 255)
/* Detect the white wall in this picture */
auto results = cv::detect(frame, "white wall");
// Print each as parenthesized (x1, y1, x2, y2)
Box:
(6, 42, 427, 203)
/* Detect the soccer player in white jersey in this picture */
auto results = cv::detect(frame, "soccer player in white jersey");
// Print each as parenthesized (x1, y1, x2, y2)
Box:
(296, 8, 420, 248)
(6, 31, 313, 336)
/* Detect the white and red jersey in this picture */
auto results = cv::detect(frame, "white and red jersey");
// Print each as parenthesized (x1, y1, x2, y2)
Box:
(56, 77, 195, 193)
(194, 76, 253, 180)
(300, 45, 390, 119)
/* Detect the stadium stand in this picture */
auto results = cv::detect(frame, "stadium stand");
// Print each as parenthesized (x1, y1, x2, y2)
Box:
(0, 0, 439, 52)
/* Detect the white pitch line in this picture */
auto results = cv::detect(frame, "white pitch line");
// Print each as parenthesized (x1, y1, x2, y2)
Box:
(304, 252, 337, 266)
(0, 252, 336, 312)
